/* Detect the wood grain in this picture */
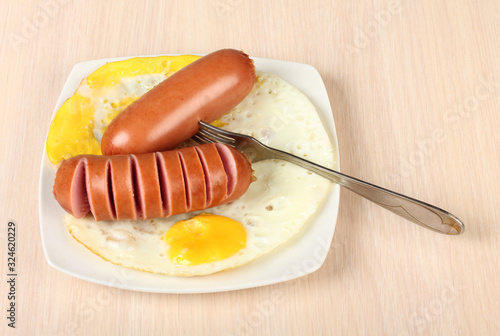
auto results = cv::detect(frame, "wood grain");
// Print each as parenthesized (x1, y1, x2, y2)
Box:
(1, 0, 499, 334)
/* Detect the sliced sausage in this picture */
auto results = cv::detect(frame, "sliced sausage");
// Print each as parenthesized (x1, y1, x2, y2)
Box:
(53, 144, 253, 221)
(101, 49, 256, 155)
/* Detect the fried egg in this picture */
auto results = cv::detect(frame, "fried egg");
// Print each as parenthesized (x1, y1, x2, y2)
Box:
(46, 55, 201, 164)
(50, 57, 335, 276)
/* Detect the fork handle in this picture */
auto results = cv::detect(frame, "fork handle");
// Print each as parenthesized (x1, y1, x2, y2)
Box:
(269, 149, 464, 235)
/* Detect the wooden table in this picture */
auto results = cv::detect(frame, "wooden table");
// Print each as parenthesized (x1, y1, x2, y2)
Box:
(1, 0, 499, 334)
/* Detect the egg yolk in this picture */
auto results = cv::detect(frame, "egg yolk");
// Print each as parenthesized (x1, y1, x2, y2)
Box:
(163, 214, 247, 266)
(46, 94, 101, 163)
(46, 55, 201, 164)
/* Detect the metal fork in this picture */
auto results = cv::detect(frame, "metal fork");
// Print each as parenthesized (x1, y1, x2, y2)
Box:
(193, 121, 465, 235)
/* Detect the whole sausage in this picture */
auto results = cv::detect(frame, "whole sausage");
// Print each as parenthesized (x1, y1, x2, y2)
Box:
(53, 144, 253, 221)
(101, 49, 256, 155)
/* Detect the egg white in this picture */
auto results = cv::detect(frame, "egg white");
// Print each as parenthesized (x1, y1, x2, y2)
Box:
(75, 73, 168, 142)
(65, 71, 335, 276)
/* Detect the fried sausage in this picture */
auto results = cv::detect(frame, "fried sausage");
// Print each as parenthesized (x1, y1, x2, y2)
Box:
(53, 144, 253, 221)
(101, 49, 256, 155)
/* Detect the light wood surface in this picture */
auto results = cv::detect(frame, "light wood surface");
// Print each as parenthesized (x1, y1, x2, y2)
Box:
(1, 0, 499, 335)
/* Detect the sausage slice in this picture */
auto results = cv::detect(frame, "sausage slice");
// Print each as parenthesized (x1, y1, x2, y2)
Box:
(195, 144, 228, 208)
(178, 147, 207, 212)
(133, 153, 163, 220)
(52, 156, 89, 218)
(156, 151, 188, 217)
(109, 155, 137, 220)
(215, 143, 253, 202)
(85, 156, 115, 221)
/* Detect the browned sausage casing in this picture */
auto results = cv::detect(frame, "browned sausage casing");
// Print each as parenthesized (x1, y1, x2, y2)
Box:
(101, 49, 256, 155)
(53, 144, 253, 221)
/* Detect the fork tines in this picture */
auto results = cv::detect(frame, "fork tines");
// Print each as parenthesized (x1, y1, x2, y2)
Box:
(195, 121, 236, 145)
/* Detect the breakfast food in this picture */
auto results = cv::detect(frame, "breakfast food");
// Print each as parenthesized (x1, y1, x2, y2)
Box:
(47, 52, 335, 276)
(62, 71, 335, 276)
(46, 54, 202, 164)
(101, 49, 256, 155)
(53, 143, 253, 221)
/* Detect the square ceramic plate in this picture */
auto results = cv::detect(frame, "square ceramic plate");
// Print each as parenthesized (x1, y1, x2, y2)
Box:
(39, 55, 341, 293)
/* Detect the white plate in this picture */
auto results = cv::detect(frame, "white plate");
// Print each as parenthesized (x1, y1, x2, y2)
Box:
(39, 55, 341, 293)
